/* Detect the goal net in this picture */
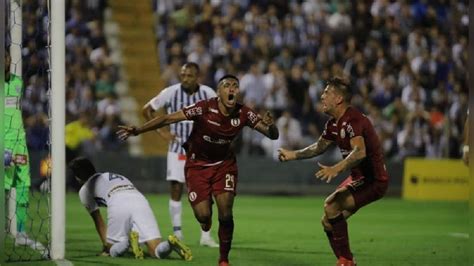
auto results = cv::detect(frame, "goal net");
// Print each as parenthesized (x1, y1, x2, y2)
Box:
(3, 0, 54, 262)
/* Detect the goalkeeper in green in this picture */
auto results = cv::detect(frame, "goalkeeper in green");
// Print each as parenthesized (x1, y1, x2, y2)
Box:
(4, 50, 43, 250)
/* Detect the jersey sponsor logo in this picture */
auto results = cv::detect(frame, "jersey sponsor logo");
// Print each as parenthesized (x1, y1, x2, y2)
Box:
(203, 135, 232, 145)
(247, 111, 258, 124)
(207, 120, 221, 126)
(231, 118, 240, 127)
(185, 106, 203, 117)
(14, 154, 28, 165)
(346, 124, 355, 138)
(189, 191, 197, 202)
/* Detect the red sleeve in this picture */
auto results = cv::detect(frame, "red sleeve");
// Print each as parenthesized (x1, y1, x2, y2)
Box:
(321, 120, 336, 141)
(182, 100, 207, 120)
(243, 106, 261, 128)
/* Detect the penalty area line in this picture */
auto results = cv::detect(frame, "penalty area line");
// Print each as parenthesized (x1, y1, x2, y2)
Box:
(448, 232, 469, 239)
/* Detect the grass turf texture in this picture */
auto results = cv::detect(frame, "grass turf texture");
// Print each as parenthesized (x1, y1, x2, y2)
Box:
(3, 193, 469, 265)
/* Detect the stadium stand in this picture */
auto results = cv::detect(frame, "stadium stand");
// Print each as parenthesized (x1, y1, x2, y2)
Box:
(20, 0, 468, 162)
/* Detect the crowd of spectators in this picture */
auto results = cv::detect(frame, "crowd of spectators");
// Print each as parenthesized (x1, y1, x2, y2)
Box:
(16, 0, 469, 163)
(17, 0, 125, 159)
(153, 0, 468, 161)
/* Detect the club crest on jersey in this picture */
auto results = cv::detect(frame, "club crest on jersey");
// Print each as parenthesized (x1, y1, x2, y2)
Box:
(340, 128, 346, 139)
(189, 191, 197, 202)
(231, 118, 240, 127)
(16, 85, 21, 94)
(346, 124, 355, 138)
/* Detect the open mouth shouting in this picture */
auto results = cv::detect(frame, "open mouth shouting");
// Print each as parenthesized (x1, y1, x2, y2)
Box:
(227, 93, 236, 105)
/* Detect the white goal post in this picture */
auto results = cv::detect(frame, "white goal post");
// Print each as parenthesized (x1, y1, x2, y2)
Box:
(50, 0, 66, 260)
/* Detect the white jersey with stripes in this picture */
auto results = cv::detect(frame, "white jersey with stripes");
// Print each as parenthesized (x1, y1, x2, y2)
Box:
(147, 83, 216, 155)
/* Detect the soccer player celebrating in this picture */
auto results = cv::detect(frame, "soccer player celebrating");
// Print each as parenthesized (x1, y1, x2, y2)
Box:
(142, 62, 218, 247)
(278, 77, 389, 266)
(4, 50, 46, 254)
(69, 157, 192, 260)
(117, 74, 279, 266)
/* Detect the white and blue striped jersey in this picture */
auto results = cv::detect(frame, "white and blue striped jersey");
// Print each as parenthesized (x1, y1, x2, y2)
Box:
(148, 83, 216, 154)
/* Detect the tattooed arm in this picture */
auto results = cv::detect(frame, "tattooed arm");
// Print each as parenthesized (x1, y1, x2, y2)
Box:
(278, 136, 333, 162)
(316, 136, 366, 183)
(295, 136, 333, 159)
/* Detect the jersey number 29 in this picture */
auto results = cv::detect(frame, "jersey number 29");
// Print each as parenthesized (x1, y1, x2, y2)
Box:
(225, 174, 235, 190)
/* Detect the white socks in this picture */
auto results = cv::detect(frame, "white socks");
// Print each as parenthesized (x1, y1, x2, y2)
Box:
(201, 229, 211, 239)
(110, 240, 129, 257)
(155, 240, 172, 258)
(169, 199, 183, 237)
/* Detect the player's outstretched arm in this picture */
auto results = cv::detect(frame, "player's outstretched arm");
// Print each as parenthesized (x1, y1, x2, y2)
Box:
(254, 111, 279, 140)
(297, 136, 333, 159)
(316, 136, 366, 183)
(278, 136, 333, 162)
(142, 104, 176, 142)
(117, 110, 187, 140)
(90, 209, 110, 253)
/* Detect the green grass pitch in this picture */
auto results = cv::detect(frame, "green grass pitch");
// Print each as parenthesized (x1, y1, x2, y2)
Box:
(4, 193, 469, 265)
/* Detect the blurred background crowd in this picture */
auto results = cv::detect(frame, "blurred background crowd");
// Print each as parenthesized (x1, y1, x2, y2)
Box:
(18, 0, 468, 163)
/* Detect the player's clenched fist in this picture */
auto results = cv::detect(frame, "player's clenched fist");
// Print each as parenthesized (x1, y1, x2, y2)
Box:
(277, 148, 297, 162)
(261, 111, 274, 126)
(116, 125, 138, 140)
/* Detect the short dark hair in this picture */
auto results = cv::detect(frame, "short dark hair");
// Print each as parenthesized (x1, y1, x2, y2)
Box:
(326, 77, 351, 102)
(68, 157, 97, 182)
(183, 62, 200, 73)
(218, 74, 239, 85)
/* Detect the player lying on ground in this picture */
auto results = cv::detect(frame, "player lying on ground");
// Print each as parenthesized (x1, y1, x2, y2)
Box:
(68, 157, 192, 260)
(117, 74, 279, 266)
(278, 77, 389, 266)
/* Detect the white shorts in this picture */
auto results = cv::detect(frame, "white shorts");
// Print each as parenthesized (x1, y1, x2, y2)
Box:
(107, 191, 161, 244)
(166, 151, 186, 183)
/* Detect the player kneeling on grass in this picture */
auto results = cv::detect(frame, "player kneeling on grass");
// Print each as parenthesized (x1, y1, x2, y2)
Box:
(69, 157, 192, 261)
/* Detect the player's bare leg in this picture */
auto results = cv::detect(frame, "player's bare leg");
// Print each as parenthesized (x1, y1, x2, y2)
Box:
(187, 193, 219, 247)
(191, 199, 213, 232)
(324, 187, 357, 265)
(169, 181, 184, 239)
(215, 192, 234, 265)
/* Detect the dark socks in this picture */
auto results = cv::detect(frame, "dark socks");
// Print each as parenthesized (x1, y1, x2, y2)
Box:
(218, 217, 234, 262)
(328, 213, 353, 260)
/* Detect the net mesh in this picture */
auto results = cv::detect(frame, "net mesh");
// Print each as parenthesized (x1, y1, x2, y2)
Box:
(4, 0, 51, 261)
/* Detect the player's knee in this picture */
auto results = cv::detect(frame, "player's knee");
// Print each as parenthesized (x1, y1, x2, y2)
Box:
(195, 213, 211, 224)
(324, 200, 340, 215)
(321, 216, 332, 230)
(218, 214, 233, 225)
